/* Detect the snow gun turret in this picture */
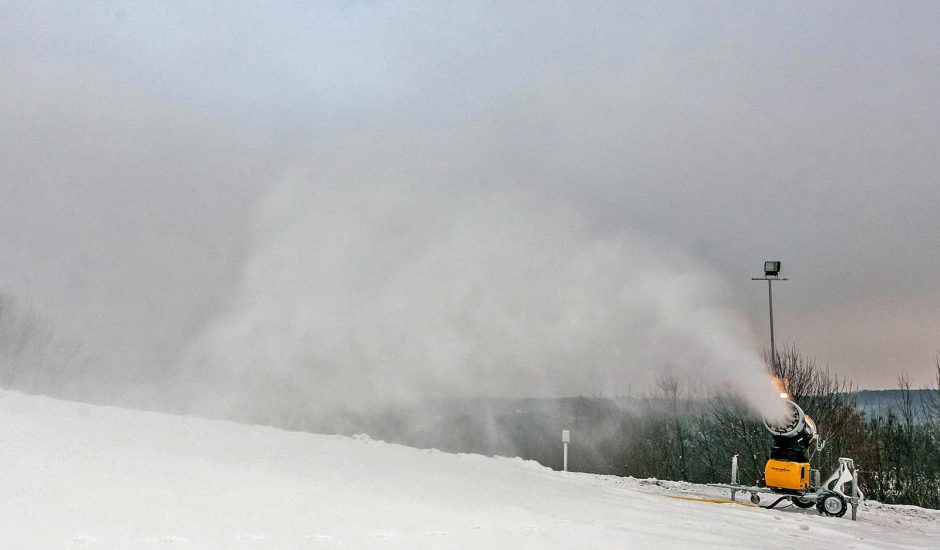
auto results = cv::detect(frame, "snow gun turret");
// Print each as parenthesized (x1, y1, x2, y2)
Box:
(762, 400, 817, 492)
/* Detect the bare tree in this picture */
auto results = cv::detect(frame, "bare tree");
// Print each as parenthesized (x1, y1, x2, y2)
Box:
(896, 373, 916, 431)
(0, 293, 82, 395)
(926, 353, 940, 428)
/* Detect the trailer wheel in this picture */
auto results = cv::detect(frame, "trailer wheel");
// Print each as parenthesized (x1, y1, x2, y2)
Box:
(816, 492, 847, 517)
(792, 497, 815, 509)
(749, 493, 761, 505)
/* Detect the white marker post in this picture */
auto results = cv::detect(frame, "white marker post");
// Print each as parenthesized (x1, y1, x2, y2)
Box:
(562, 429, 570, 472)
(730, 454, 739, 501)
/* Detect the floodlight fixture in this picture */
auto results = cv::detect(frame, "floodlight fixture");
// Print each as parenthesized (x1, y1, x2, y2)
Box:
(764, 261, 781, 277)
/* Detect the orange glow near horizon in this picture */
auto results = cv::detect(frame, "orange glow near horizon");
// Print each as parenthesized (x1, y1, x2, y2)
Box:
(771, 376, 790, 400)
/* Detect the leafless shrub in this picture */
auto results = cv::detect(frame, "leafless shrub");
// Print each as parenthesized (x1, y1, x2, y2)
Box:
(0, 293, 82, 395)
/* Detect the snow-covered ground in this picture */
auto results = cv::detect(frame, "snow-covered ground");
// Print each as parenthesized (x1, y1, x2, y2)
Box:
(2, 391, 938, 549)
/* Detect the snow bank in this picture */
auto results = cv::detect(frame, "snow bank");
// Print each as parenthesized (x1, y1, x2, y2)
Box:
(0, 390, 936, 548)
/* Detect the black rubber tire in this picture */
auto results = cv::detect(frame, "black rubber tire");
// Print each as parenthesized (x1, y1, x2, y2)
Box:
(749, 493, 761, 505)
(816, 492, 847, 517)
(792, 497, 815, 509)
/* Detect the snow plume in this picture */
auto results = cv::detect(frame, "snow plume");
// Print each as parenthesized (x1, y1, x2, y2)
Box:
(177, 132, 786, 426)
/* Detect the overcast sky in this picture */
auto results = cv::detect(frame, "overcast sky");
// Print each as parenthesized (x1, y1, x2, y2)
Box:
(2, 1, 939, 397)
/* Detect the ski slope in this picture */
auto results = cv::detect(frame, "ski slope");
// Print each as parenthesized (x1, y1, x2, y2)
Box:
(1, 391, 937, 549)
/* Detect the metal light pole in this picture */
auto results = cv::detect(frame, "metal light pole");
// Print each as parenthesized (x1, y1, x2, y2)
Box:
(752, 261, 787, 366)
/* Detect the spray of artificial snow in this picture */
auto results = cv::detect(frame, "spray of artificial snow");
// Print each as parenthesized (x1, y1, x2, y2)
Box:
(177, 132, 786, 424)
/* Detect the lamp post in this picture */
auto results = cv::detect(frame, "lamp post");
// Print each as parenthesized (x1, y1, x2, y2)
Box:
(752, 261, 788, 366)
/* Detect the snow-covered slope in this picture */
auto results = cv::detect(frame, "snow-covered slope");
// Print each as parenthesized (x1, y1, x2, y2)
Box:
(2, 391, 937, 549)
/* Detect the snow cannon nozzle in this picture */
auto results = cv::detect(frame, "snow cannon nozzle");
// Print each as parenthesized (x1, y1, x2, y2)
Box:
(763, 399, 815, 441)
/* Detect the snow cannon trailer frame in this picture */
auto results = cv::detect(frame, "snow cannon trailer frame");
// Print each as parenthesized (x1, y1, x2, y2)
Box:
(709, 457, 861, 520)
(710, 400, 862, 520)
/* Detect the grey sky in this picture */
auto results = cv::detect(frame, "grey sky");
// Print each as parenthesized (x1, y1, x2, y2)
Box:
(2, 1, 939, 398)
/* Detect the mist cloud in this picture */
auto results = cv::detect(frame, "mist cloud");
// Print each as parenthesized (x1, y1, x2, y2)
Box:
(4, 2, 939, 420)
(0, 54, 278, 394)
(176, 131, 784, 420)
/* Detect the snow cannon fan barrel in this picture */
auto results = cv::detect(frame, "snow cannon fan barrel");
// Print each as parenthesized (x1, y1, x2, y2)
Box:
(763, 400, 816, 443)
(762, 400, 816, 492)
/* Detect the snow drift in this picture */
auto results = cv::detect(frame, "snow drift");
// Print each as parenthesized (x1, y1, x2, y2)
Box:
(2, 390, 935, 549)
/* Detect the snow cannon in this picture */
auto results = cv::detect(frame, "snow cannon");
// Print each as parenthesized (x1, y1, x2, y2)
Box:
(711, 399, 861, 518)
(762, 400, 816, 492)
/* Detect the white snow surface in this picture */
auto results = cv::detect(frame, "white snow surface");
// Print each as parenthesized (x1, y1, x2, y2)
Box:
(2, 391, 938, 549)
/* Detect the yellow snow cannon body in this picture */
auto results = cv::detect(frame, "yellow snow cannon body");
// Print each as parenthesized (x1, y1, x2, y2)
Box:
(764, 459, 810, 491)
(763, 400, 817, 492)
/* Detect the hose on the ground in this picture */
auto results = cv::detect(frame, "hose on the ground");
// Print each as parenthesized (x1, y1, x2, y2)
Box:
(761, 496, 792, 509)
